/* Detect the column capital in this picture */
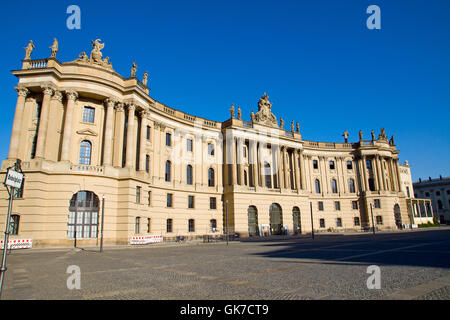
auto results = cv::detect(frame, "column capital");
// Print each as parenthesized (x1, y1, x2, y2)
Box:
(41, 84, 55, 96)
(15, 86, 29, 97)
(51, 90, 63, 101)
(139, 109, 150, 118)
(65, 90, 78, 101)
(104, 97, 119, 108)
(114, 102, 124, 112)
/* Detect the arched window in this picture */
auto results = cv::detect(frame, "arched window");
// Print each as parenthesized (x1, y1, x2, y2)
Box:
(79, 140, 92, 165)
(208, 168, 215, 187)
(264, 162, 272, 188)
(315, 179, 321, 194)
(186, 165, 193, 185)
(165, 161, 171, 182)
(135, 217, 140, 234)
(331, 179, 338, 193)
(349, 178, 355, 193)
(68, 191, 99, 239)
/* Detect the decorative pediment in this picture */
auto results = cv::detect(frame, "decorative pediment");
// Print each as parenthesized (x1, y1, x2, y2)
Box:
(252, 93, 278, 127)
(70, 39, 114, 71)
(76, 128, 98, 136)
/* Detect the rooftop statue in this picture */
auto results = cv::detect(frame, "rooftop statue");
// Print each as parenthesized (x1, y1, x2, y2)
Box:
(359, 130, 363, 142)
(131, 61, 137, 78)
(253, 93, 277, 127)
(73, 39, 113, 70)
(24, 40, 35, 60)
(250, 110, 255, 122)
(49, 38, 58, 58)
(290, 120, 294, 132)
(143, 71, 148, 86)
(279, 117, 284, 128)
(371, 130, 375, 141)
(296, 122, 300, 133)
(230, 104, 235, 119)
(379, 128, 387, 140)
(342, 130, 349, 143)
(237, 106, 242, 120)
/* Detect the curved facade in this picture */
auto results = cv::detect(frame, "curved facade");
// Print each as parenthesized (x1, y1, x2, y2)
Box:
(0, 40, 421, 248)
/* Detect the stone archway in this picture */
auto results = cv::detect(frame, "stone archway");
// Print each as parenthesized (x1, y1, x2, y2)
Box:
(293, 206, 301, 235)
(394, 204, 402, 229)
(248, 206, 259, 237)
(269, 203, 283, 235)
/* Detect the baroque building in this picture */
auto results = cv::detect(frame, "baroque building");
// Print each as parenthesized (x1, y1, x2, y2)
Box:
(0, 39, 433, 248)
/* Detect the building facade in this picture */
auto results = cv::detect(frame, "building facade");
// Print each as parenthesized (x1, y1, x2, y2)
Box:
(413, 176, 450, 223)
(0, 39, 431, 248)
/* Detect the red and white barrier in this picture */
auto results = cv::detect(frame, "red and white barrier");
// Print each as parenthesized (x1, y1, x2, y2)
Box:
(129, 235, 163, 245)
(0, 239, 33, 250)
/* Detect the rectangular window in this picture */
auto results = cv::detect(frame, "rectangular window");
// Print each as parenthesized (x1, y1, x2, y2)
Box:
(336, 218, 342, 227)
(366, 159, 372, 170)
(210, 219, 217, 232)
(354, 217, 360, 226)
(376, 216, 383, 225)
(146, 126, 151, 140)
(374, 199, 381, 208)
(208, 143, 214, 156)
(352, 201, 358, 210)
(329, 161, 335, 170)
(135, 217, 140, 234)
(335, 201, 341, 211)
(210, 197, 217, 209)
(145, 155, 150, 173)
(82, 106, 95, 123)
(167, 193, 173, 207)
(319, 218, 325, 228)
(313, 160, 318, 169)
(136, 186, 141, 204)
(166, 133, 171, 146)
(147, 191, 151, 206)
(243, 146, 247, 158)
(188, 219, 195, 232)
(188, 195, 194, 209)
(147, 218, 151, 233)
(347, 161, 353, 170)
(10, 215, 20, 235)
(318, 201, 324, 211)
(187, 138, 193, 152)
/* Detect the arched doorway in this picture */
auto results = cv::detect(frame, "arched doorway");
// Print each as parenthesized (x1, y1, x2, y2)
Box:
(248, 206, 259, 236)
(394, 204, 402, 229)
(269, 203, 283, 235)
(68, 191, 99, 240)
(293, 207, 301, 234)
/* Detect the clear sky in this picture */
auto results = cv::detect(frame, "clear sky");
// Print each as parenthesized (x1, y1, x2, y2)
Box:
(0, 0, 449, 181)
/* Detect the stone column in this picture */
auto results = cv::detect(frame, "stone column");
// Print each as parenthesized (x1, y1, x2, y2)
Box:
(283, 148, 288, 189)
(8, 86, 29, 159)
(45, 90, 63, 161)
(299, 151, 307, 190)
(394, 159, 402, 192)
(249, 139, 258, 187)
(139, 110, 149, 171)
(380, 157, 386, 191)
(237, 137, 244, 185)
(60, 90, 78, 162)
(103, 98, 116, 166)
(294, 150, 300, 190)
(125, 102, 136, 168)
(113, 103, 125, 167)
(34, 85, 54, 159)
(359, 156, 368, 192)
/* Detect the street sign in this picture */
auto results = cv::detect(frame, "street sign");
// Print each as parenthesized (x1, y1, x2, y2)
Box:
(4, 169, 23, 189)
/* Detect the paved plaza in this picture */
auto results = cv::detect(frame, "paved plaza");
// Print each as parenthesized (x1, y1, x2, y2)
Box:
(2, 228, 450, 300)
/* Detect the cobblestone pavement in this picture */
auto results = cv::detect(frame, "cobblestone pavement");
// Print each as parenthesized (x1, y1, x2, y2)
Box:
(2, 228, 450, 300)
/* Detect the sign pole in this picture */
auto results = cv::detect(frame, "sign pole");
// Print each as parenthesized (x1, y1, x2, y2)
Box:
(370, 203, 376, 235)
(225, 200, 229, 246)
(0, 185, 15, 299)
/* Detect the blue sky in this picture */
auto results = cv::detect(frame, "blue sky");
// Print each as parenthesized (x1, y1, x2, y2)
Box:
(0, 0, 449, 181)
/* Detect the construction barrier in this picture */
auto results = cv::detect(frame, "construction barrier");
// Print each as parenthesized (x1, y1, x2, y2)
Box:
(129, 235, 163, 245)
(0, 239, 33, 250)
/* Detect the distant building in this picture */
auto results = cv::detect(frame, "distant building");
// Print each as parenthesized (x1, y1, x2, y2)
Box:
(413, 176, 450, 223)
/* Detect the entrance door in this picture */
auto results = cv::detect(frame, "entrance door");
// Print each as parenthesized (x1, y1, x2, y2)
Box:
(293, 207, 301, 234)
(270, 203, 283, 235)
(248, 206, 259, 236)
